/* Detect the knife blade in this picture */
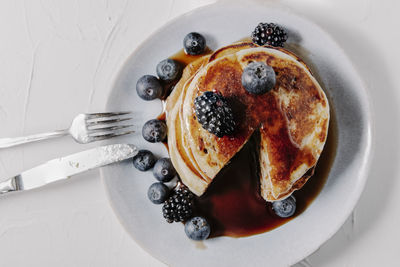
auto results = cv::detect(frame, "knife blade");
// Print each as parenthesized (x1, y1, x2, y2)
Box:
(0, 144, 137, 194)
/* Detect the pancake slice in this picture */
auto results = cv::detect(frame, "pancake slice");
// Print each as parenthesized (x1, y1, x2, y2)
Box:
(182, 54, 259, 181)
(236, 47, 329, 200)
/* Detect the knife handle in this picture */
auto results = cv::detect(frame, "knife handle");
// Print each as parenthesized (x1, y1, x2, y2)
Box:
(0, 176, 20, 194)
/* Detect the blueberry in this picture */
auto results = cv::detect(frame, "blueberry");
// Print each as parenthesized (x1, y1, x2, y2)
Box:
(183, 32, 206, 55)
(153, 158, 176, 182)
(142, 119, 167, 143)
(156, 59, 182, 82)
(241, 61, 276, 95)
(272, 195, 296, 218)
(184, 216, 211, 241)
(132, 150, 156, 171)
(136, 75, 163, 101)
(147, 182, 170, 204)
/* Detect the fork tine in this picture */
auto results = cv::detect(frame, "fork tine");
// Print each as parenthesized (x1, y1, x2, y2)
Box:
(89, 130, 135, 141)
(87, 124, 133, 133)
(86, 111, 132, 119)
(86, 117, 132, 126)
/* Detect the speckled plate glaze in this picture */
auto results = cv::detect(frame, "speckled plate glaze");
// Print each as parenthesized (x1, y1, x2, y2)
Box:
(101, 2, 372, 266)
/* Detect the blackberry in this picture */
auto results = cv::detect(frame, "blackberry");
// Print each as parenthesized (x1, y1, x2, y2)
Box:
(162, 186, 194, 223)
(251, 23, 287, 47)
(194, 91, 235, 138)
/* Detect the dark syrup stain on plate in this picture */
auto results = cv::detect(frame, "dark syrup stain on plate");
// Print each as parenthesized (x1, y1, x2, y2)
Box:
(196, 113, 337, 238)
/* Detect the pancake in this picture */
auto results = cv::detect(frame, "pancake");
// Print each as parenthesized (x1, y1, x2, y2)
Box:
(167, 43, 257, 195)
(166, 42, 329, 201)
(236, 48, 329, 200)
(166, 56, 212, 195)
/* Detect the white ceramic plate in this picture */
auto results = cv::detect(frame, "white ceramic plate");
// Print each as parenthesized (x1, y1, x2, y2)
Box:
(101, 2, 372, 266)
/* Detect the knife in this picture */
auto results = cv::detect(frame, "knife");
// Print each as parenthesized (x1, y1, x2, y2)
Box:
(0, 144, 137, 194)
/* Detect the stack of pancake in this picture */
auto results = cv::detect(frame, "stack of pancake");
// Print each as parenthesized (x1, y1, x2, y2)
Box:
(166, 42, 329, 202)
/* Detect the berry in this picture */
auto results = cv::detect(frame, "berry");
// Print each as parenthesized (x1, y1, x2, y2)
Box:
(147, 182, 170, 204)
(153, 158, 176, 182)
(132, 150, 156, 171)
(184, 217, 211, 241)
(162, 186, 194, 223)
(183, 32, 206, 55)
(241, 62, 276, 95)
(251, 23, 287, 47)
(156, 59, 182, 82)
(194, 91, 235, 138)
(272, 195, 296, 218)
(142, 119, 167, 143)
(136, 75, 163, 101)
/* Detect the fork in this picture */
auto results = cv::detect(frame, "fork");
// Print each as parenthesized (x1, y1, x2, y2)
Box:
(0, 112, 134, 148)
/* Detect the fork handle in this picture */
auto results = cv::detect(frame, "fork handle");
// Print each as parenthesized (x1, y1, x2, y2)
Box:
(0, 130, 69, 148)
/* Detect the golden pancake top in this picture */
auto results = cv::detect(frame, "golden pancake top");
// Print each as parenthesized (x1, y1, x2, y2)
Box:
(166, 42, 329, 201)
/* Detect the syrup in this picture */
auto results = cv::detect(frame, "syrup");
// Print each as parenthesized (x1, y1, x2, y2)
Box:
(159, 46, 337, 238)
(196, 114, 337, 238)
(171, 47, 213, 66)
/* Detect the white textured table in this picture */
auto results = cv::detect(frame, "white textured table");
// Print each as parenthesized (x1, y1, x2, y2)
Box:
(0, 0, 398, 266)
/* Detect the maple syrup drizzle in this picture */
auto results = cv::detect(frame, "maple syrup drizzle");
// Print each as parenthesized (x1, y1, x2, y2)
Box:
(171, 47, 213, 66)
(158, 46, 337, 238)
(196, 114, 337, 238)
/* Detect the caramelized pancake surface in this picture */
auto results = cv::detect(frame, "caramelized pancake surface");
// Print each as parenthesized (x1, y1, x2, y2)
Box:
(167, 43, 329, 200)
(235, 48, 329, 200)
